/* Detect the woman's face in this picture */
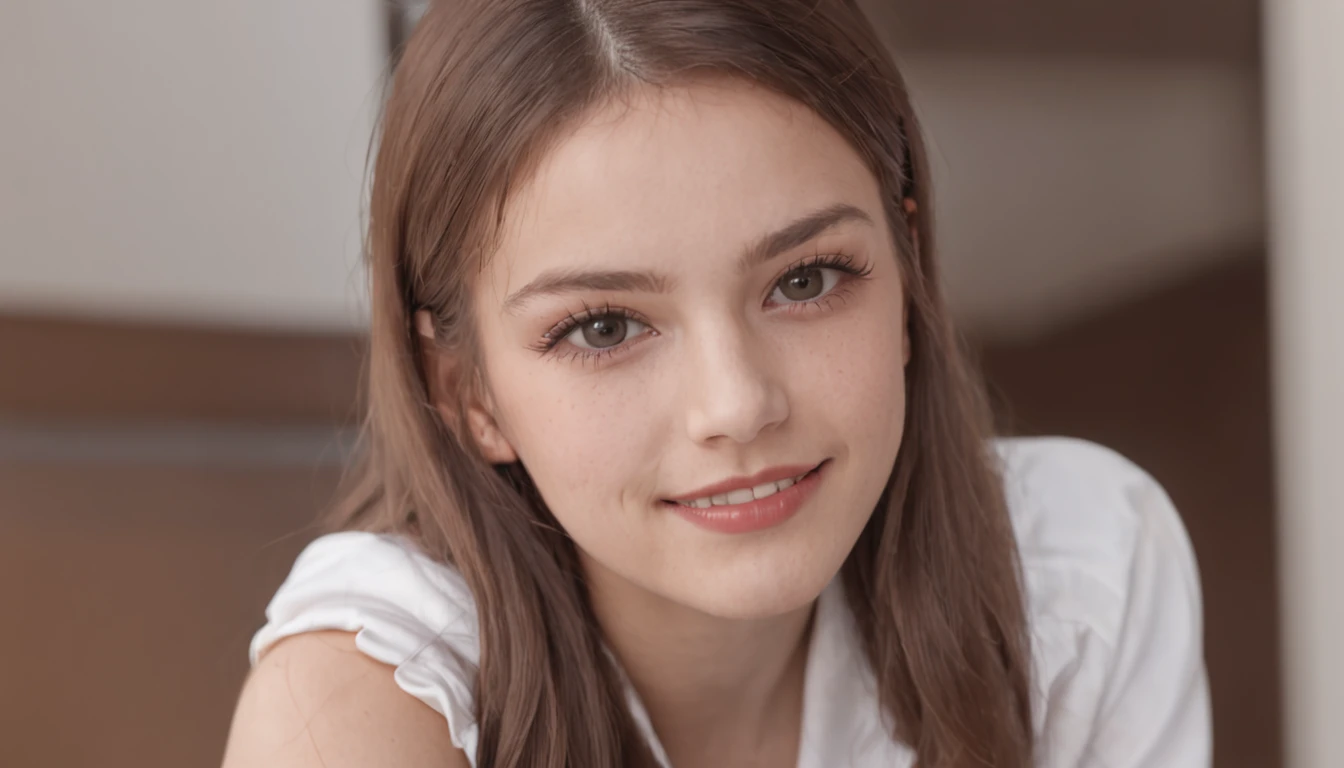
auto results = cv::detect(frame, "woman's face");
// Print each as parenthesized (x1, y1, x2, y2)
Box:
(471, 80, 908, 620)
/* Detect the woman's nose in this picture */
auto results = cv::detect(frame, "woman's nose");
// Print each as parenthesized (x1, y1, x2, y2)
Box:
(682, 325, 789, 446)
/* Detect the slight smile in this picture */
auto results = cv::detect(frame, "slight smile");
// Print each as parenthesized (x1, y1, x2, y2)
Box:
(663, 460, 830, 534)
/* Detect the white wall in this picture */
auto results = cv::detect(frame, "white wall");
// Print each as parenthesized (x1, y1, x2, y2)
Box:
(0, 5, 1262, 341)
(0, 0, 383, 330)
(1265, 0, 1344, 764)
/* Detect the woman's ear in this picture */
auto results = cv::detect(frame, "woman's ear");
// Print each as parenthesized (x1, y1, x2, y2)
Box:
(416, 310, 519, 465)
(465, 403, 519, 464)
(902, 196, 920, 258)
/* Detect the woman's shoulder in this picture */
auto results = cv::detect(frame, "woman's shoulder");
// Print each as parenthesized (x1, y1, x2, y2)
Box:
(223, 630, 470, 768)
(990, 436, 1201, 634)
(990, 436, 1211, 765)
(247, 531, 483, 764)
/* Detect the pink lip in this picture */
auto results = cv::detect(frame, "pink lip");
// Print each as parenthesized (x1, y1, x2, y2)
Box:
(665, 460, 828, 535)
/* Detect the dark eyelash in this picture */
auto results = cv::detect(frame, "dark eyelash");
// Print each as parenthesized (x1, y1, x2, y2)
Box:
(779, 251, 874, 281)
(528, 301, 644, 355)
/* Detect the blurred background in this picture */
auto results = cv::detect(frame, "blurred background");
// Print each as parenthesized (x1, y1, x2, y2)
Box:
(1, 0, 1339, 766)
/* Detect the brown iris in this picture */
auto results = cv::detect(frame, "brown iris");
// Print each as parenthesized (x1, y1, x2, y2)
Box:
(580, 317, 627, 348)
(778, 268, 825, 301)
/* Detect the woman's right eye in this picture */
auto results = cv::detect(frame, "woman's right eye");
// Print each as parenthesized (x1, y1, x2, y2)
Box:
(563, 314, 650, 351)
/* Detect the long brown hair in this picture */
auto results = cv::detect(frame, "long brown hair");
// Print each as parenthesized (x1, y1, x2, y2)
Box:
(338, 1, 1033, 765)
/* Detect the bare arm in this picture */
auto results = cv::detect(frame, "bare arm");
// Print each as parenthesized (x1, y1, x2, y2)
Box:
(221, 631, 470, 768)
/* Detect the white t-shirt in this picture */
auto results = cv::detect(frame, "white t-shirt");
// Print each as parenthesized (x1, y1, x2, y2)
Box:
(250, 437, 1211, 767)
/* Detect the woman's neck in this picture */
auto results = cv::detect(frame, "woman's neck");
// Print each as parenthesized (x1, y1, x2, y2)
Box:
(583, 556, 814, 767)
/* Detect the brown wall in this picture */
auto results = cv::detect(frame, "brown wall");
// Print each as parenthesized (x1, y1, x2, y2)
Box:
(879, 0, 1258, 63)
(0, 314, 362, 428)
(0, 317, 355, 768)
(0, 464, 335, 768)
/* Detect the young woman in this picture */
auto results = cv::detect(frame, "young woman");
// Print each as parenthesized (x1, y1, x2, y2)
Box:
(222, 1, 1210, 766)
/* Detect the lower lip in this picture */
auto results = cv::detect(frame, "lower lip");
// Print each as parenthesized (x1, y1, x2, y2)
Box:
(665, 461, 828, 534)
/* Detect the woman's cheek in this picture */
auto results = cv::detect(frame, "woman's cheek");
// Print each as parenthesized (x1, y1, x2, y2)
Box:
(498, 359, 663, 509)
(794, 306, 907, 442)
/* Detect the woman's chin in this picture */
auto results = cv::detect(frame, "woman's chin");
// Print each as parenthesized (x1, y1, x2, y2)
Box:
(668, 559, 838, 621)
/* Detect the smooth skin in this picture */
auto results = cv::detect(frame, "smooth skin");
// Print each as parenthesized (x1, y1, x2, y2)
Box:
(224, 79, 908, 768)
(222, 632, 467, 767)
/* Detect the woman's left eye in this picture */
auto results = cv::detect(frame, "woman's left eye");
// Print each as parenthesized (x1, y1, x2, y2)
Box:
(769, 266, 843, 304)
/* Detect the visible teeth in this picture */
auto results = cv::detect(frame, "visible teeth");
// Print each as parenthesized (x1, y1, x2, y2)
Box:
(678, 470, 812, 508)
(726, 488, 755, 504)
(751, 481, 779, 499)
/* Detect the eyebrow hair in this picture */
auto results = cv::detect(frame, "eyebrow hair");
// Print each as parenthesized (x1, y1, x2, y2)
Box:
(501, 202, 872, 314)
(737, 203, 872, 274)
(502, 268, 673, 314)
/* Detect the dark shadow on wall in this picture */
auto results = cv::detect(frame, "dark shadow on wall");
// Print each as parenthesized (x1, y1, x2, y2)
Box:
(979, 255, 1281, 768)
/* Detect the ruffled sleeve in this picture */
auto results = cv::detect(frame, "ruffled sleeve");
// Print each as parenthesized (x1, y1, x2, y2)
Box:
(997, 437, 1212, 767)
(249, 531, 483, 764)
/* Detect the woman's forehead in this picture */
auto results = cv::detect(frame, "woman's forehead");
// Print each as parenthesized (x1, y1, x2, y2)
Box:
(484, 81, 885, 298)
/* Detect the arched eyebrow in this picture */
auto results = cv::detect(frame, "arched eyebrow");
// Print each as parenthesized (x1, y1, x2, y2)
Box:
(501, 202, 872, 314)
(737, 203, 872, 274)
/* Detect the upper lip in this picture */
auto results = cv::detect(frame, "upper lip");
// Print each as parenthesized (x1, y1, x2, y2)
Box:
(666, 462, 822, 502)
